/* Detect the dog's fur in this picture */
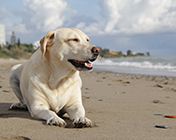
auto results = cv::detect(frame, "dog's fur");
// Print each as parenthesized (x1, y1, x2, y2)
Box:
(9, 28, 100, 127)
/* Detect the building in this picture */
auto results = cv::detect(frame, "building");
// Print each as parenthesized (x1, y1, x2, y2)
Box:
(33, 41, 40, 50)
(0, 24, 6, 46)
(10, 31, 16, 45)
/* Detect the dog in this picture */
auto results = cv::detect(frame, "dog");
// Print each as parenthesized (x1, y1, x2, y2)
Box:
(9, 28, 100, 127)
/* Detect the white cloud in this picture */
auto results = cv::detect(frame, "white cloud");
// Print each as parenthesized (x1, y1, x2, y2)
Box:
(99, 0, 127, 32)
(22, 0, 69, 32)
(0, 7, 8, 19)
(5, 22, 30, 37)
(76, 21, 103, 35)
(76, 22, 86, 29)
(1, 0, 176, 50)
(79, 0, 176, 35)
(134, 0, 141, 4)
(0, 0, 72, 43)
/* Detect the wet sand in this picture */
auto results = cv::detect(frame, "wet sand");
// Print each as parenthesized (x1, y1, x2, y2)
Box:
(0, 59, 176, 140)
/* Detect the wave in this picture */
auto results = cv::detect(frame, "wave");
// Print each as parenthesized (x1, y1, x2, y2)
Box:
(94, 59, 176, 72)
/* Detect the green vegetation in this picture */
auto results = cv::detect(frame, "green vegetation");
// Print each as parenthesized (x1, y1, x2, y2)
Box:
(0, 43, 36, 59)
(0, 32, 37, 59)
(99, 47, 150, 58)
(0, 32, 150, 59)
(0, 45, 150, 59)
(0, 31, 38, 59)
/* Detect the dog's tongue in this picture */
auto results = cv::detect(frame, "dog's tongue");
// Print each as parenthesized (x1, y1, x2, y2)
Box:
(85, 61, 92, 67)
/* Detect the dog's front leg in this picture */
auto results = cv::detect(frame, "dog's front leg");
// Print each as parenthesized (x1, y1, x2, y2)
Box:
(31, 105, 67, 127)
(66, 103, 92, 128)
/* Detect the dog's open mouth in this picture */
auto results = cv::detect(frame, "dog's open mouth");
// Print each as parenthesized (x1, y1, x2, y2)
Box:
(68, 59, 96, 71)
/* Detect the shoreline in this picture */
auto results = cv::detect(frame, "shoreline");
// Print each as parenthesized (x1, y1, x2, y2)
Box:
(94, 67, 176, 78)
(1, 58, 175, 78)
(94, 56, 176, 77)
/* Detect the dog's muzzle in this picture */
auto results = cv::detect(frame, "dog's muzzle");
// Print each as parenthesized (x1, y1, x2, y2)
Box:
(68, 46, 101, 71)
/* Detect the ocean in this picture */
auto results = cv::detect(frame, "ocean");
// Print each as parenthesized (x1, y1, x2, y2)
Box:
(94, 56, 176, 77)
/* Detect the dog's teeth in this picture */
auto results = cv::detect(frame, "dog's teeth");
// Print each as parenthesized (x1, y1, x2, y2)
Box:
(85, 62, 92, 67)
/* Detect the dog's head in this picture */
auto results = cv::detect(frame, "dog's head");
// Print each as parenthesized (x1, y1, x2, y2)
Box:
(40, 28, 100, 71)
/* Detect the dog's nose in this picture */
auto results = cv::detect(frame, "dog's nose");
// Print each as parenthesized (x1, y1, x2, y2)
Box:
(91, 47, 101, 55)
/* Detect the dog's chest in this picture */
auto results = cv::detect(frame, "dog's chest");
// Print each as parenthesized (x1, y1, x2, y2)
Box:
(48, 78, 79, 113)
(49, 91, 68, 113)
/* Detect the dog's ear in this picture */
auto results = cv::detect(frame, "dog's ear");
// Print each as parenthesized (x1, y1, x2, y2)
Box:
(40, 31, 55, 59)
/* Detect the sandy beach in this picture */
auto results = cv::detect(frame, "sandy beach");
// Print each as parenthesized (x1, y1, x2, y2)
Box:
(0, 58, 176, 140)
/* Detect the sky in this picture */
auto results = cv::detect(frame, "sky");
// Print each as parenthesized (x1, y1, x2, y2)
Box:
(0, 0, 176, 56)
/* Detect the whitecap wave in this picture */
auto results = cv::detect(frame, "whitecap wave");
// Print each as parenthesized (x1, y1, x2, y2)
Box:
(94, 59, 176, 72)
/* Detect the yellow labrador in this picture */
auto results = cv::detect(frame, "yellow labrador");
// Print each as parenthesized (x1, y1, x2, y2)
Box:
(9, 28, 100, 127)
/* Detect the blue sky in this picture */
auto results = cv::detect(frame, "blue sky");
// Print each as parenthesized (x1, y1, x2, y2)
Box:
(0, 0, 176, 56)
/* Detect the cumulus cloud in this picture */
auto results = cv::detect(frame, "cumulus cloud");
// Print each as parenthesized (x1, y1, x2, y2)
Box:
(101, 0, 176, 34)
(22, 0, 69, 32)
(1, 0, 176, 51)
(72, 0, 175, 36)
(99, 0, 125, 32)
(77, 0, 176, 36)
(0, 0, 74, 43)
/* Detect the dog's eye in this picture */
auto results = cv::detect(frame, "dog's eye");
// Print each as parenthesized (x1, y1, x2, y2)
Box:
(87, 39, 89, 42)
(68, 38, 79, 42)
(73, 38, 79, 42)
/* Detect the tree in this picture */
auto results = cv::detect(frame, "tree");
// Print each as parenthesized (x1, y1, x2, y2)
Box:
(99, 48, 109, 57)
(146, 52, 150, 56)
(127, 50, 132, 56)
(17, 38, 21, 47)
(118, 51, 123, 56)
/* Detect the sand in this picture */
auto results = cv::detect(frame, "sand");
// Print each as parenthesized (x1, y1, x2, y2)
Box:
(0, 58, 176, 140)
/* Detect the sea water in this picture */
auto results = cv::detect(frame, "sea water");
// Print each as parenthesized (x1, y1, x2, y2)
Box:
(94, 56, 176, 77)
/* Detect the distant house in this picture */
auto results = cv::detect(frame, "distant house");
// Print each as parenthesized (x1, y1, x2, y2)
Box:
(0, 24, 6, 46)
(33, 41, 40, 50)
(123, 52, 127, 56)
(131, 52, 137, 55)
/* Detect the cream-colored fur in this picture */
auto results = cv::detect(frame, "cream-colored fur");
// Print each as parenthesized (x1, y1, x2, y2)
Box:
(9, 28, 100, 127)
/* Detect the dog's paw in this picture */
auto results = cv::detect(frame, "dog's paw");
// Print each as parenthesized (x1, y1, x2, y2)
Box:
(47, 116, 67, 127)
(72, 117, 92, 128)
(10, 103, 28, 111)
